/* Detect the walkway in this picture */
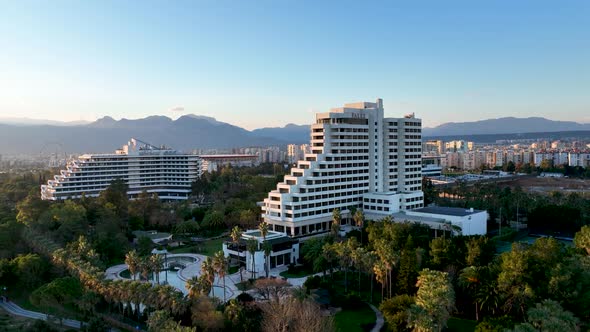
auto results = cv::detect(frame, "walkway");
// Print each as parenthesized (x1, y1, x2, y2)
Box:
(0, 297, 82, 329)
(367, 303, 384, 332)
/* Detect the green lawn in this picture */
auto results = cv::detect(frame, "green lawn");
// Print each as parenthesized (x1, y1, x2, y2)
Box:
(170, 237, 227, 256)
(334, 302, 376, 332)
(279, 265, 315, 278)
(328, 272, 383, 306)
(447, 317, 477, 332)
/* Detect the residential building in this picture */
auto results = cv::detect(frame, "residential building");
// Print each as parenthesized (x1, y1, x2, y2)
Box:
(445, 140, 472, 152)
(41, 138, 201, 201)
(423, 140, 443, 155)
(200, 154, 258, 173)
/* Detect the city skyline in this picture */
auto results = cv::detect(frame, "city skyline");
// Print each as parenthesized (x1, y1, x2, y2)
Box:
(1, 1, 589, 129)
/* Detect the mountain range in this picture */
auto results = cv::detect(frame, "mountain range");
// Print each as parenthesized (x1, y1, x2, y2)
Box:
(0, 115, 588, 155)
(423, 117, 590, 137)
(0, 115, 290, 155)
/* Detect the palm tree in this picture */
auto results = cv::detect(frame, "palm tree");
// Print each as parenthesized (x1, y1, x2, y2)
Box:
(459, 266, 483, 321)
(213, 251, 228, 302)
(353, 209, 365, 244)
(149, 254, 164, 284)
(364, 251, 378, 303)
(258, 222, 270, 277)
(246, 238, 258, 279)
(186, 276, 200, 298)
(230, 226, 244, 282)
(262, 241, 272, 278)
(334, 238, 356, 292)
(351, 247, 366, 293)
(140, 257, 152, 281)
(374, 261, 387, 300)
(332, 208, 341, 237)
(201, 256, 216, 292)
(125, 250, 140, 281)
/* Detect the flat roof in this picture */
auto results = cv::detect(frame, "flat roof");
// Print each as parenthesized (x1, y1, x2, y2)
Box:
(412, 206, 483, 217)
(391, 212, 446, 224)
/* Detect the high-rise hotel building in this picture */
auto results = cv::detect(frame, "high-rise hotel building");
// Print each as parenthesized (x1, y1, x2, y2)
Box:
(262, 99, 424, 237)
(41, 139, 201, 201)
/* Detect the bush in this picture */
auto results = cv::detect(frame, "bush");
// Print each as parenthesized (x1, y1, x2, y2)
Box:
(303, 275, 322, 290)
(236, 292, 255, 303)
(25, 320, 58, 332)
(474, 316, 515, 332)
(334, 292, 363, 310)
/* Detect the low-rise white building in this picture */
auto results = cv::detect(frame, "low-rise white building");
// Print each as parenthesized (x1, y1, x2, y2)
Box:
(223, 230, 300, 277)
(404, 206, 487, 236)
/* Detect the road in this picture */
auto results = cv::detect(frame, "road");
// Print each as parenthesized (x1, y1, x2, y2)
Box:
(0, 296, 82, 329)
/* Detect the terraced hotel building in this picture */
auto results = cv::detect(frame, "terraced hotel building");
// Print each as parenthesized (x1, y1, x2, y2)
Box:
(41, 139, 201, 201)
(261, 99, 425, 238)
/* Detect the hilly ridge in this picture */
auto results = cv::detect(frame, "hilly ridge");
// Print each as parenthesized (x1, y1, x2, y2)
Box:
(0, 115, 289, 155)
(423, 117, 590, 137)
(0, 114, 589, 155)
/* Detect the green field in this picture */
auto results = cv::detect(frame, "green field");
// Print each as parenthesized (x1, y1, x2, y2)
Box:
(334, 302, 376, 332)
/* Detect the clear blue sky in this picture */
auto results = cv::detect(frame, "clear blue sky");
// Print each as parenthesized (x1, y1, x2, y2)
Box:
(0, 0, 588, 129)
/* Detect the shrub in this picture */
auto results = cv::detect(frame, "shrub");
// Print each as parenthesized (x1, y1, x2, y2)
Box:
(303, 275, 322, 290)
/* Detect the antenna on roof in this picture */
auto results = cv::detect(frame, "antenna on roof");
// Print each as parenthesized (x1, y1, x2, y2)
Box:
(130, 138, 161, 150)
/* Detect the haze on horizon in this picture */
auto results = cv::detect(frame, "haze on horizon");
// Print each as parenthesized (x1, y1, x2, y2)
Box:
(0, 0, 588, 130)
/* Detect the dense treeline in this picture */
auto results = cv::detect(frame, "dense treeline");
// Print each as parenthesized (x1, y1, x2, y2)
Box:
(297, 213, 590, 331)
(426, 181, 590, 237)
(1, 166, 589, 331)
(0, 164, 300, 331)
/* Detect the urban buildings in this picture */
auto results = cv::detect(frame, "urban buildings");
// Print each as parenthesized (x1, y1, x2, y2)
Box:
(261, 99, 426, 238)
(287, 144, 310, 164)
(200, 154, 258, 173)
(41, 139, 201, 201)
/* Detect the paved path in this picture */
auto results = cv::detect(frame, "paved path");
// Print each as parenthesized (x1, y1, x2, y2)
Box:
(367, 303, 384, 332)
(0, 297, 83, 329)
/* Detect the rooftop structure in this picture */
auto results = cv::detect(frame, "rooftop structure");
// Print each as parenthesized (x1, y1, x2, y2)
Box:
(41, 138, 201, 201)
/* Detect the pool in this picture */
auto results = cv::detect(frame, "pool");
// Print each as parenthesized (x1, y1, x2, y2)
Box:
(115, 254, 231, 300)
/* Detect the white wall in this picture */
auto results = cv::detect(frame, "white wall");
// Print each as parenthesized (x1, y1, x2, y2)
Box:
(406, 210, 488, 236)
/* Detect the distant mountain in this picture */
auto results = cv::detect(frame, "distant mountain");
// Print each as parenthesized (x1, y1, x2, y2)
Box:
(0, 115, 288, 155)
(423, 117, 590, 137)
(0, 117, 90, 126)
(251, 123, 310, 143)
(4, 114, 588, 155)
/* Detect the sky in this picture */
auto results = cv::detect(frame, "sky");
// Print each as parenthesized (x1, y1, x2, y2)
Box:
(0, 1, 588, 129)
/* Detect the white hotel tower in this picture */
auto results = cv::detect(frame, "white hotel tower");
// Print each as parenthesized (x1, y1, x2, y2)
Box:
(262, 99, 424, 237)
(41, 139, 201, 201)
